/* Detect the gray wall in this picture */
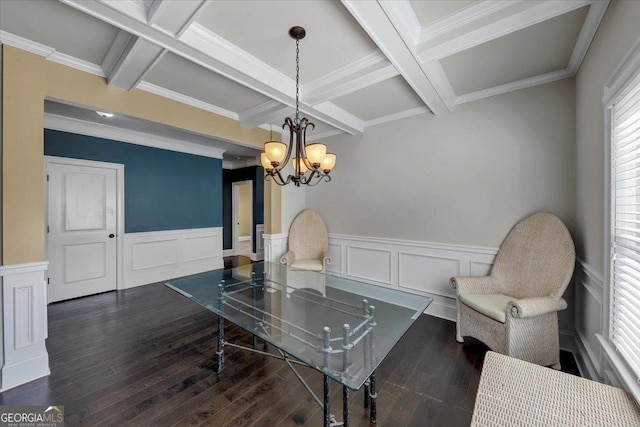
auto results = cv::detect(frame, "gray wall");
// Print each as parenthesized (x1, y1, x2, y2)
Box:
(307, 79, 576, 248)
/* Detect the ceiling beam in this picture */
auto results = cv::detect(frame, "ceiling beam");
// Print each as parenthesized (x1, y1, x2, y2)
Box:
(146, 0, 207, 37)
(417, 0, 593, 62)
(304, 51, 398, 105)
(60, 0, 363, 134)
(99, 0, 207, 92)
(341, 0, 449, 115)
(101, 30, 166, 91)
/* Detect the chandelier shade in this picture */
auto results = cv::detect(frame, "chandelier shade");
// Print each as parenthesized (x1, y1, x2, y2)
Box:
(260, 26, 336, 187)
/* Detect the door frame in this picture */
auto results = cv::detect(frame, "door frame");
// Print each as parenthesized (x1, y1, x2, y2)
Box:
(232, 180, 253, 256)
(44, 156, 125, 291)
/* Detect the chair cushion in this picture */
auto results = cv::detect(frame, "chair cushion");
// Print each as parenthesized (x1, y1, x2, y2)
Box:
(290, 259, 323, 271)
(459, 293, 516, 323)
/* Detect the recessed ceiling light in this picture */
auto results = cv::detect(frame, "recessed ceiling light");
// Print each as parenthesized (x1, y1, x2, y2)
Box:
(96, 111, 114, 118)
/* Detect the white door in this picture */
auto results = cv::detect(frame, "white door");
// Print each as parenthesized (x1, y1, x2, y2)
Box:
(47, 161, 118, 302)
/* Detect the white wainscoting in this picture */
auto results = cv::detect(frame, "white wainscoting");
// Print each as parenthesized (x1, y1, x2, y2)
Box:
(0, 262, 50, 391)
(327, 234, 497, 321)
(263, 233, 288, 264)
(574, 260, 605, 381)
(123, 227, 223, 288)
(251, 224, 265, 261)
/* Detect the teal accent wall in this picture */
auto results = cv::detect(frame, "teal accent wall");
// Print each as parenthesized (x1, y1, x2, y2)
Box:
(45, 129, 222, 233)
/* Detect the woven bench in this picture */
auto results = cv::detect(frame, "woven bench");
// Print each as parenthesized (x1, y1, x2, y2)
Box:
(471, 351, 640, 426)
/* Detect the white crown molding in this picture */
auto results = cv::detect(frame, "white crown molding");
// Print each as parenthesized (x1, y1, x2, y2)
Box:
(364, 106, 430, 128)
(0, 30, 55, 57)
(417, 0, 593, 62)
(568, 0, 610, 73)
(304, 51, 398, 105)
(137, 80, 238, 121)
(47, 51, 106, 77)
(0, 30, 105, 77)
(44, 113, 225, 159)
(603, 34, 640, 106)
(342, 0, 449, 115)
(454, 68, 573, 105)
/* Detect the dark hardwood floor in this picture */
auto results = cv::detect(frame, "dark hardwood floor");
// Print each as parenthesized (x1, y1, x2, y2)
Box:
(0, 265, 579, 426)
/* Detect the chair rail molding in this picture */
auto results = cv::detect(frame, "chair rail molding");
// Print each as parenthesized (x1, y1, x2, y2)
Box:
(0, 261, 50, 391)
(123, 227, 223, 288)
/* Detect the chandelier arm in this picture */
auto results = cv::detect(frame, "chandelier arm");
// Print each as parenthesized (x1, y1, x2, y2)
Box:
(271, 167, 291, 186)
(299, 120, 319, 171)
(272, 118, 295, 172)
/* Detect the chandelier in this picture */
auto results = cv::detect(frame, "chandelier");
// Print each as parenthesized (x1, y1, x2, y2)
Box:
(260, 26, 336, 187)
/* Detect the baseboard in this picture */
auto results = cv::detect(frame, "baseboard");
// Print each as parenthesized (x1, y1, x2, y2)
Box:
(0, 354, 50, 392)
(250, 252, 264, 262)
(223, 249, 234, 257)
(239, 235, 251, 242)
(574, 330, 602, 381)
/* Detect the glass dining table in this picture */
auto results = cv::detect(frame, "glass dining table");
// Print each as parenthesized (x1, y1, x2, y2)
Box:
(166, 261, 432, 427)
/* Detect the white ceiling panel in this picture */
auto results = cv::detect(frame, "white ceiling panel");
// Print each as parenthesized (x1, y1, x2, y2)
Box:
(144, 52, 271, 114)
(331, 76, 425, 121)
(440, 5, 590, 95)
(194, 0, 379, 83)
(0, 0, 119, 65)
(410, 0, 479, 27)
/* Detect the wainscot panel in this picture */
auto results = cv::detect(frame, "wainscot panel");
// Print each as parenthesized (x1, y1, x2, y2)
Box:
(123, 228, 223, 288)
(327, 234, 497, 321)
(574, 260, 604, 381)
(0, 262, 50, 391)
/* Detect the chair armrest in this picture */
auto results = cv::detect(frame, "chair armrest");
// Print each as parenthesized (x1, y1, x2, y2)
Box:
(449, 276, 496, 294)
(280, 251, 296, 265)
(321, 251, 331, 267)
(508, 296, 567, 319)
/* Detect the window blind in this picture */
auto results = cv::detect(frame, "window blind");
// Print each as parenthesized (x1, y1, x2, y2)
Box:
(611, 73, 640, 382)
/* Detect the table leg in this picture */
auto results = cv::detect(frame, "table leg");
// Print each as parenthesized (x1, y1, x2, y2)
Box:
(364, 379, 370, 409)
(343, 386, 349, 427)
(369, 371, 377, 424)
(216, 316, 225, 374)
(323, 375, 331, 427)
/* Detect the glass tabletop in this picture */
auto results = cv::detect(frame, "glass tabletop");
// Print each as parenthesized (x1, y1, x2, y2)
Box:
(166, 261, 432, 390)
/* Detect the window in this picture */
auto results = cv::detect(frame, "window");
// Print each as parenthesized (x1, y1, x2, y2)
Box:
(609, 61, 640, 387)
(603, 36, 640, 403)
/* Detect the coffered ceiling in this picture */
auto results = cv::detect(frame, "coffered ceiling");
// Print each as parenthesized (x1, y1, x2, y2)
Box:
(0, 0, 609, 160)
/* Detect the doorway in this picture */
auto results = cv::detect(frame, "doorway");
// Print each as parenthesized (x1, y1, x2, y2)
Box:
(45, 156, 124, 302)
(232, 180, 253, 258)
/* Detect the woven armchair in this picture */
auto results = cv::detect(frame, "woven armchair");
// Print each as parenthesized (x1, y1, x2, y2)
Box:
(281, 210, 331, 271)
(450, 212, 575, 369)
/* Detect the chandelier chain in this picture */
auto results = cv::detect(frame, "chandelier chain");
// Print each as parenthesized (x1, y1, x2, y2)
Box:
(295, 37, 300, 124)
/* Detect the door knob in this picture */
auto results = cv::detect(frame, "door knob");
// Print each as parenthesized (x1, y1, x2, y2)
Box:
(109, 234, 115, 238)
